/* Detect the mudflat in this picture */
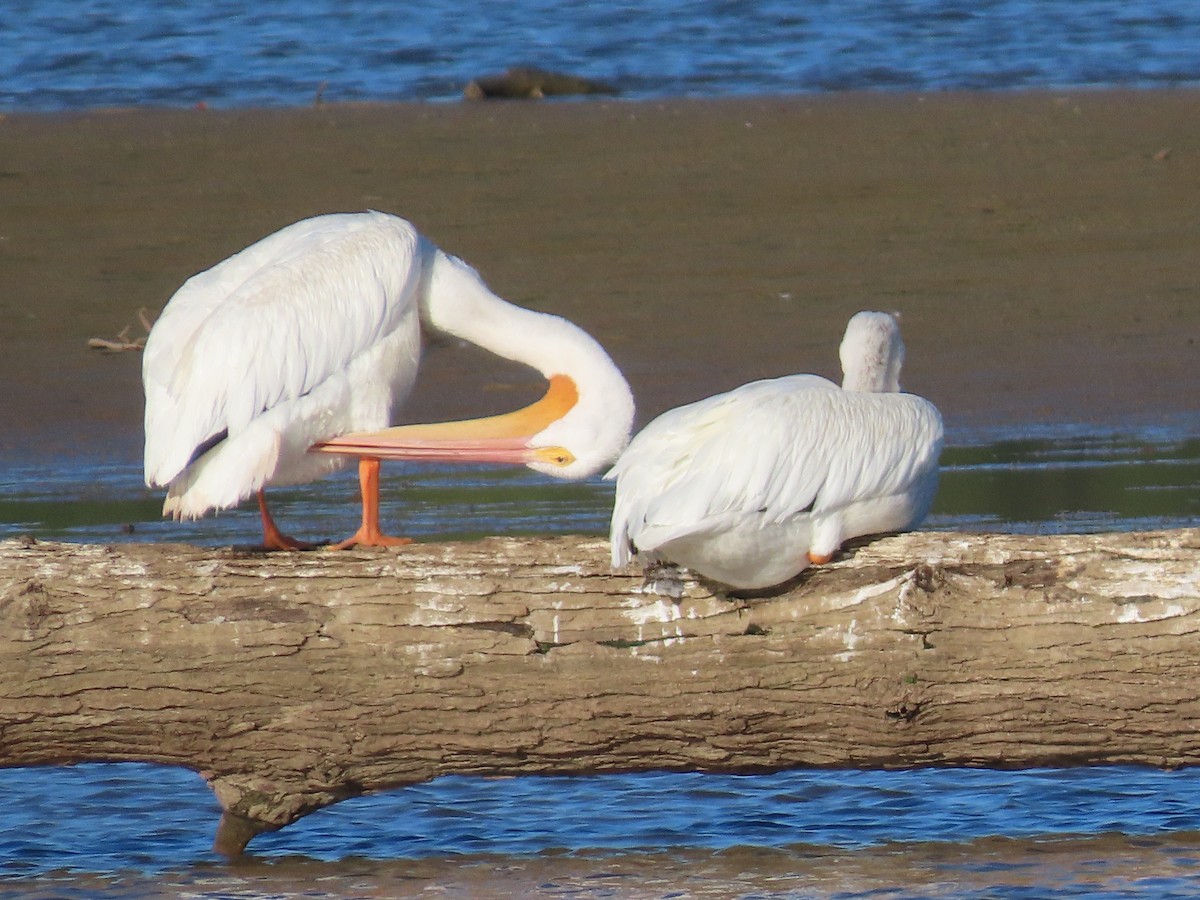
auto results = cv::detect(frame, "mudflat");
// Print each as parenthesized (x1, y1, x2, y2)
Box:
(1, 90, 1197, 463)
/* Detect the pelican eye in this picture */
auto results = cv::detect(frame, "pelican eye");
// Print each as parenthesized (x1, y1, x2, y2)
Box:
(532, 446, 576, 467)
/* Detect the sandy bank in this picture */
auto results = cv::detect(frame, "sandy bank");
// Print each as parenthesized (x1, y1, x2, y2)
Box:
(1, 90, 1197, 462)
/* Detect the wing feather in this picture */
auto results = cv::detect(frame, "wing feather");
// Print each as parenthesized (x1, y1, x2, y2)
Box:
(143, 211, 424, 485)
(608, 374, 943, 566)
(608, 375, 835, 564)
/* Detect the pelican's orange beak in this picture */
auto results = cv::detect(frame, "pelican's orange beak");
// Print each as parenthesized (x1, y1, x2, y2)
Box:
(309, 374, 578, 467)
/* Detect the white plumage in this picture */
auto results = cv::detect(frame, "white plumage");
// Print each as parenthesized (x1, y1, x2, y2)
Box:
(607, 311, 943, 589)
(143, 211, 635, 548)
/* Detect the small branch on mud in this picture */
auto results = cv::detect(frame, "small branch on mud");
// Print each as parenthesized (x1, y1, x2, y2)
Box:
(88, 308, 154, 352)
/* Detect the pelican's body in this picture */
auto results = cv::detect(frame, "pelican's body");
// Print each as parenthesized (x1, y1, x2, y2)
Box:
(607, 311, 942, 589)
(144, 211, 634, 547)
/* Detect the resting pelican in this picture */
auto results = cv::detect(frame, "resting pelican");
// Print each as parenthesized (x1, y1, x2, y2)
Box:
(607, 311, 942, 590)
(143, 211, 635, 549)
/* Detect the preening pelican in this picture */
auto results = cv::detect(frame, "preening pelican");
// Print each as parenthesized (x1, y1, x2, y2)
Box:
(607, 311, 942, 590)
(143, 211, 634, 549)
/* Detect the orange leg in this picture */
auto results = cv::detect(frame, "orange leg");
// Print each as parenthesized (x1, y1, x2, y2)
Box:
(257, 489, 315, 551)
(330, 457, 414, 550)
(807, 550, 834, 565)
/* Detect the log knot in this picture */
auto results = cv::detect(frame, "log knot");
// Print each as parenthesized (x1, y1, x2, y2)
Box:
(4, 579, 54, 639)
(1001, 559, 1060, 590)
(911, 563, 944, 594)
(885, 699, 924, 724)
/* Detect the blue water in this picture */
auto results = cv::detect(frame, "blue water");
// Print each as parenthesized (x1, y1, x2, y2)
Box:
(3, 764, 1200, 870)
(5, 0, 1200, 112)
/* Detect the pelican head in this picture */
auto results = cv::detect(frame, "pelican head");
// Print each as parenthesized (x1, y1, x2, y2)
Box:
(520, 368, 637, 481)
(839, 311, 905, 393)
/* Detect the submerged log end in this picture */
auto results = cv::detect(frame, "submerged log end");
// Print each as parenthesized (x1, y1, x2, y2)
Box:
(206, 773, 341, 857)
(214, 810, 277, 858)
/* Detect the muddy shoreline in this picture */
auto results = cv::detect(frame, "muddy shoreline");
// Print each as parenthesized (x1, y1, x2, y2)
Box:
(1, 90, 1198, 463)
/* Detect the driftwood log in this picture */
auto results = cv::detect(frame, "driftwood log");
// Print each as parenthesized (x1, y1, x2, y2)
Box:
(463, 66, 618, 100)
(2, 529, 1199, 856)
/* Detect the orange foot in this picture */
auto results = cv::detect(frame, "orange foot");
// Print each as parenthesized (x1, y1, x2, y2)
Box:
(807, 550, 834, 565)
(329, 528, 414, 551)
(328, 457, 414, 550)
(261, 531, 320, 551)
(258, 489, 319, 551)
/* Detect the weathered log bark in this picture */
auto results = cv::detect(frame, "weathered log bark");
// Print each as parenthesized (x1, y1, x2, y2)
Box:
(2, 530, 1199, 855)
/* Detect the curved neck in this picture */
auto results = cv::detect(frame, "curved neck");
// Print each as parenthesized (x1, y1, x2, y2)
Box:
(838, 312, 904, 393)
(842, 366, 900, 393)
(421, 249, 582, 376)
(419, 248, 635, 477)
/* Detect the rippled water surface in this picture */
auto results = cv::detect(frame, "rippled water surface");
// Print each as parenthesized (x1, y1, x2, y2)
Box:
(5, 765, 1200, 897)
(4, 432, 1198, 546)
(6, 0, 1200, 111)
(930, 433, 1200, 535)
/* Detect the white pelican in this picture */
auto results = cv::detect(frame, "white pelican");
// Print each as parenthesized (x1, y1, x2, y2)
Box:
(143, 211, 635, 549)
(607, 311, 943, 590)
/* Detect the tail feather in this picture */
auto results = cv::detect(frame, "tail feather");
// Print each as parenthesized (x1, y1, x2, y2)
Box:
(162, 428, 282, 520)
